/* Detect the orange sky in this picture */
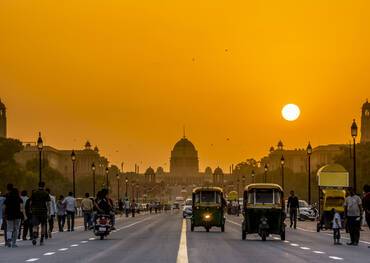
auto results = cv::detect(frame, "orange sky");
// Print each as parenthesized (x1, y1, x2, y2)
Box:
(0, 1, 369, 172)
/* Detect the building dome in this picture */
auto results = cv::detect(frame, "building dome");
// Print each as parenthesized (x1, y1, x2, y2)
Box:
(213, 167, 224, 175)
(171, 138, 197, 157)
(84, 141, 92, 150)
(145, 167, 155, 175)
(93, 145, 99, 152)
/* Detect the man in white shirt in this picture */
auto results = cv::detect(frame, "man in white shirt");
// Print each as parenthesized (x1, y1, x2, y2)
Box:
(46, 189, 57, 238)
(344, 189, 363, 246)
(62, 192, 77, 231)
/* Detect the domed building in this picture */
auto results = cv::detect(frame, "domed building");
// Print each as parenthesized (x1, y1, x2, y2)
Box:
(170, 136, 200, 185)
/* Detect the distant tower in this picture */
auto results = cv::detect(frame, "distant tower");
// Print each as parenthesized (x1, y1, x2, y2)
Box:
(0, 99, 6, 138)
(361, 99, 370, 144)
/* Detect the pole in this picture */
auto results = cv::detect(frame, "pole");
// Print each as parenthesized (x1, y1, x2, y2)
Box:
(353, 137, 357, 193)
(72, 161, 76, 197)
(125, 177, 128, 198)
(281, 164, 284, 190)
(308, 154, 311, 204)
(117, 178, 120, 201)
(39, 149, 42, 185)
(93, 169, 96, 197)
(264, 171, 267, 183)
(106, 172, 109, 191)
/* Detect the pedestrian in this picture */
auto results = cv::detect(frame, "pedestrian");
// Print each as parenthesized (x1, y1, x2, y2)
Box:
(332, 208, 342, 245)
(24, 192, 33, 240)
(63, 192, 77, 231)
(3, 184, 14, 246)
(81, 193, 93, 231)
(124, 198, 130, 217)
(4, 188, 23, 248)
(344, 188, 363, 246)
(20, 190, 29, 240)
(45, 188, 56, 238)
(0, 192, 6, 242)
(56, 195, 66, 232)
(30, 182, 51, 246)
(131, 199, 136, 217)
(287, 190, 299, 229)
(362, 184, 370, 248)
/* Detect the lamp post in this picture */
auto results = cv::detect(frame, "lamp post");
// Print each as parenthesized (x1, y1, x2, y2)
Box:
(37, 132, 43, 185)
(116, 174, 120, 201)
(306, 142, 313, 204)
(264, 164, 268, 183)
(251, 170, 255, 183)
(242, 175, 246, 189)
(91, 162, 96, 197)
(105, 167, 109, 190)
(125, 177, 128, 198)
(71, 150, 76, 197)
(280, 155, 285, 190)
(351, 119, 358, 193)
(236, 173, 240, 217)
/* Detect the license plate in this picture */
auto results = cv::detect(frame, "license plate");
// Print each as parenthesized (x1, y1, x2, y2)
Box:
(99, 227, 106, 232)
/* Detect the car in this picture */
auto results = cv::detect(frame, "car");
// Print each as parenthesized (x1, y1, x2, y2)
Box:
(182, 199, 193, 218)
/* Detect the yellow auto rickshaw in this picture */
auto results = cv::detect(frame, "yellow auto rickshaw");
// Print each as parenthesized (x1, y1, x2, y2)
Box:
(317, 189, 346, 232)
(242, 184, 286, 241)
(191, 187, 226, 232)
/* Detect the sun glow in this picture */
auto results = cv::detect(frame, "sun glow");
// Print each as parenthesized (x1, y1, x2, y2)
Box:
(282, 104, 300, 121)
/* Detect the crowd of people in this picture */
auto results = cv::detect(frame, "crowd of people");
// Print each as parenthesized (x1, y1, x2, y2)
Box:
(0, 182, 119, 248)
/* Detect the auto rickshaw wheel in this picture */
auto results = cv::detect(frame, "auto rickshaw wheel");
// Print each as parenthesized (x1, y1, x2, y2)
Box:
(316, 223, 321, 232)
(206, 227, 210, 232)
(261, 231, 267, 241)
(191, 223, 194, 232)
(221, 224, 225, 232)
(280, 230, 285, 241)
(242, 231, 246, 240)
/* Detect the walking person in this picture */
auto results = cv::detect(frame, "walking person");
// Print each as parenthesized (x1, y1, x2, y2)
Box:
(20, 190, 30, 240)
(45, 188, 56, 238)
(56, 195, 66, 232)
(124, 198, 130, 217)
(0, 192, 6, 244)
(30, 182, 51, 246)
(332, 208, 342, 245)
(4, 188, 23, 248)
(24, 193, 33, 240)
(131, 199, 136, 217)
(81, 193, 94, 231)
(362, 184, 370, 248)
(3, 184, 14, 246)
(344, 188, 363, 246)
(63, 192, 77, 231)
(287, 191, 299, 229)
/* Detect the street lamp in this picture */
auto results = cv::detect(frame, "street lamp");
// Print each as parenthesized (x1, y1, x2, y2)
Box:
(125, 177, 128, 198)
(105, 167, 109, 190)
(71, 150, 76, 197)
(242, 175, 246, 188)
(251, 170, 255, 183)
(280, 155, 285, 190)
(264, 164, 268, 183)
(91, 162, 96, 197)
(306, 142, 313, 204)
(37, 132, 43, 185)
(116, 174, 120, 201)
(351, 119, 358, 193)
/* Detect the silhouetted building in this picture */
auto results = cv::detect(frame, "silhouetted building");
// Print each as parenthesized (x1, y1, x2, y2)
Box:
(361, 99, 370, 144)
(170, 136, 199, 185)
(0, 99, 6, 138)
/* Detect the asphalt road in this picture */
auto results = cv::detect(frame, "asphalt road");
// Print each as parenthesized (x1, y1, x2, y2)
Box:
(1, 211, 369, 263)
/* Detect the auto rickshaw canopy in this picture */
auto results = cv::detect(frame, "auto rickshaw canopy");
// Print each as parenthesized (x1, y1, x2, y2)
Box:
(244, 183, 283, 192)
(192, 186, 223, 194)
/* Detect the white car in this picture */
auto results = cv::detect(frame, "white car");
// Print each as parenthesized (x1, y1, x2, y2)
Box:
(182, 198, 192, 218)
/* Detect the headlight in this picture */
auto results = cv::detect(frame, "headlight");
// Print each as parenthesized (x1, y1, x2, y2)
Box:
(204, 214, 211, 219)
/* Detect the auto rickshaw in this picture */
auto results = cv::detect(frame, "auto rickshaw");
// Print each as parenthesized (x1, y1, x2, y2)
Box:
(242, 184, 286, 241)
(316, 189, 346, 232)
(191, 187, 226, 232)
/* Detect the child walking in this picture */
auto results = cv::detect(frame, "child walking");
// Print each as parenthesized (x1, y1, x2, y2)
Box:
(332, 208, 342, 245)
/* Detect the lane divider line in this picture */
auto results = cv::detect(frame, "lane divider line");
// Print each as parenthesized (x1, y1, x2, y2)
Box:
(25, 258, 39, 262)
(176, 219, 189, 263)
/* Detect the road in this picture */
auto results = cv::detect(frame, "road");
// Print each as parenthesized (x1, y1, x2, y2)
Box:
(0, 211, 369, 263)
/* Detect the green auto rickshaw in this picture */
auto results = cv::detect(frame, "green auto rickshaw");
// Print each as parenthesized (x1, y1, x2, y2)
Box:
(191, 187, 226, 232)
(242, 183, 286, 241)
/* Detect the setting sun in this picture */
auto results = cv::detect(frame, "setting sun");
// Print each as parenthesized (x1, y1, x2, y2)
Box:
(282, 104, 301, 121)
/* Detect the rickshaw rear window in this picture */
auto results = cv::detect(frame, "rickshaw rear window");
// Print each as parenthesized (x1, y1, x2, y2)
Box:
(194, 191, 221, 203)
(255, 189, 274, 204)
(326, 197, 344, 207)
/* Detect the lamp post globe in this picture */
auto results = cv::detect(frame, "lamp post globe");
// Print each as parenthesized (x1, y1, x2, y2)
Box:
(264, 164, 268, 183)
(280, 155, 285, 190)
(251, 170, 255, 184)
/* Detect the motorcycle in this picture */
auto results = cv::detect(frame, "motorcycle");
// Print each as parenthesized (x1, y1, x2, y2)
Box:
(299, 206, 318, 221)
(93, 214, 112, 240)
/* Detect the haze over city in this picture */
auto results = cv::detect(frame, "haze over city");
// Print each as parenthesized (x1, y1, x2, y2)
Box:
(1, 1, 370, 170)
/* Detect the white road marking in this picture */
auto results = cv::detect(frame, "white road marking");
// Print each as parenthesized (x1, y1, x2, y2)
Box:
(43, 252, 55, 256)
(325, 233, 370, 245)
(176, 219, 189, 263)
(329, 256, 343, 260)
(25, 259, 39, 262)
(273, 237, 280, 240)
(89, 238, 96, 240)
(313, 251, 325, 254)
(290, 243, 299, 247)
(81, 241, 88, 243)
(300, 247, 311, 250)
(58, 248, 69, 251)
(284, 240, 290, 243)
(71, 244, 79, 247)
(296, 227, 316, 233)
